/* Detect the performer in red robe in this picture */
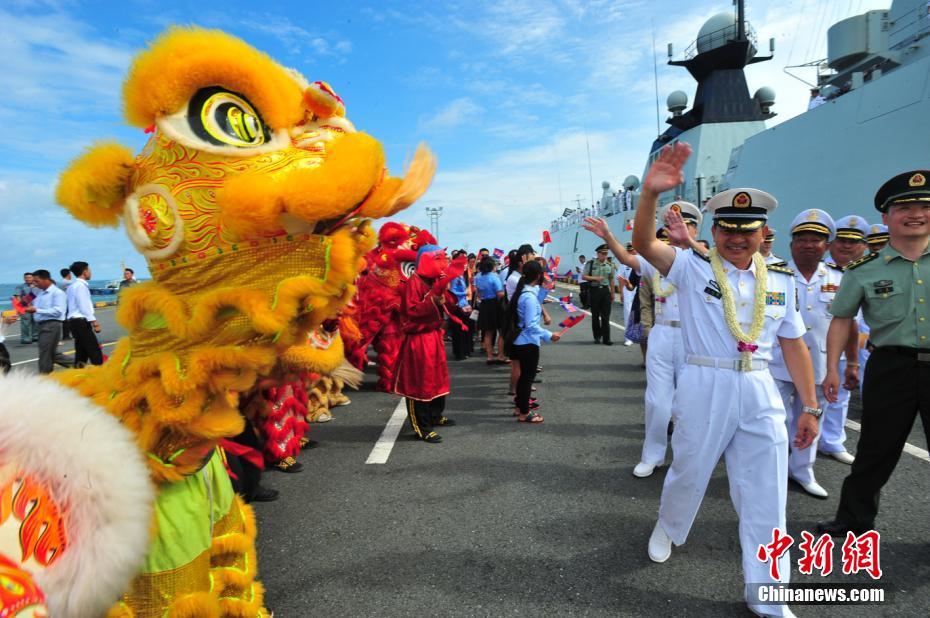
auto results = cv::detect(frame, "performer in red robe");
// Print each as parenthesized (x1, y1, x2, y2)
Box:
(393, 245, 468, 443)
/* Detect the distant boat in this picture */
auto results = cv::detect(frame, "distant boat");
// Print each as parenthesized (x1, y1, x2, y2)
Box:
(89, 280, 121, 295)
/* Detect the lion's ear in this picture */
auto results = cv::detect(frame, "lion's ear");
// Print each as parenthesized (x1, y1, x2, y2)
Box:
(56, 142, 135, 226)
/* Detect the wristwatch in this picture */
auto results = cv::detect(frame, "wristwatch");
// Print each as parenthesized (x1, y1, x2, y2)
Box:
(801, 406, 823, 419)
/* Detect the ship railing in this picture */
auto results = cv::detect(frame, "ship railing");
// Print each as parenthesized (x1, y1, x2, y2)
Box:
(679, 21, 758, 60)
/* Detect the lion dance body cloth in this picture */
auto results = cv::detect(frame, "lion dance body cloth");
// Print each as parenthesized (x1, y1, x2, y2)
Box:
(51, 27, 434, 617)
(343, 223, 437, 392)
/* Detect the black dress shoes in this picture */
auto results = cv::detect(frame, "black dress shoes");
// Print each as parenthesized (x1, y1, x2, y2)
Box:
(816, 519, 872, 537)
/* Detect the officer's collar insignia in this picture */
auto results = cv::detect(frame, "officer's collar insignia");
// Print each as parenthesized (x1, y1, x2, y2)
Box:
(909, 172, 926, 187)
(732, 192, 752, 208)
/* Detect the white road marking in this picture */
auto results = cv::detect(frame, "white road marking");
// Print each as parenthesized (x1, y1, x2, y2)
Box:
(366, 398, 408, 465)
(10, 340, 119, 366)
(844, 419, 930, 463)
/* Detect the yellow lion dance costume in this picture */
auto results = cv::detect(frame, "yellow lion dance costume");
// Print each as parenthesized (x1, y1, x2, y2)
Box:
(54, 27, 434, 617)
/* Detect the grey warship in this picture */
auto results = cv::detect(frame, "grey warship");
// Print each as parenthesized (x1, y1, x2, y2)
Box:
(548, 0, 930, 262)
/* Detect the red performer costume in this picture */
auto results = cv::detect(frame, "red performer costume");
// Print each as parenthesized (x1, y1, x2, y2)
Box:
(393, 245, 467, 443)
(344, 223, 436, 392)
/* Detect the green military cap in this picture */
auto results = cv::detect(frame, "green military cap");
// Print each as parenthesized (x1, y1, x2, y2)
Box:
(874, 170, 930, 212)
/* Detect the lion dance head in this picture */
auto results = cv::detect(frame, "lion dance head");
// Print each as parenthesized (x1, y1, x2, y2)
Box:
(55, 27, 435, 484)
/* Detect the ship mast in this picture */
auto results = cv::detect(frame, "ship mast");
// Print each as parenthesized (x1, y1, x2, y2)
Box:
(736, 0, 745, 42)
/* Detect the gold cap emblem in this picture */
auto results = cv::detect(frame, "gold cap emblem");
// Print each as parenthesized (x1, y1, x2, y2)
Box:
(909, 173, 926, 187)
(849, 217, 858, 226)
(806, 210, 819, 222)
(670, 204, 681, 213)
(732, 192, 752, 208)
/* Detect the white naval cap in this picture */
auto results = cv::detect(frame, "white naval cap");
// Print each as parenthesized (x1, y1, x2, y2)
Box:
(833, 215, 870, 241)
(866, 223, 889, 244)
(789, 208, 836, 241)
(705, 188, 777, 232)
(659, 200, 702, 226)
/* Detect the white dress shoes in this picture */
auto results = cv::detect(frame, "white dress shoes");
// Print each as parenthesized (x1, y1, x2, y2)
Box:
(750, 605, 796, 618)
(633, 462, 656, 478)
(828, 450, 855, 465)
(647, 522, 672, 563)
(792, 477, 829, 499)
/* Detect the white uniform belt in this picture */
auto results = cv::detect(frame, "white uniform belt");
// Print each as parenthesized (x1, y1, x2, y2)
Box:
(686, 354, 768, 371)
(656, 319, 681, 328)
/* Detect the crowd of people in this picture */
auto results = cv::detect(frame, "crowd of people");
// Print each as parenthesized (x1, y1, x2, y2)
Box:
(2, 263, 138, 375)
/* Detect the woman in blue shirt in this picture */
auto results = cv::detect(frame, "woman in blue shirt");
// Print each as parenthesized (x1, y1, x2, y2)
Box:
(474, 256, 508, 364)
(508, 260, 560, 423)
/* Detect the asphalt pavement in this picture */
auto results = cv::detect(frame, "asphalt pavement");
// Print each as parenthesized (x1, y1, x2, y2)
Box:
(252, 287, 930, 618)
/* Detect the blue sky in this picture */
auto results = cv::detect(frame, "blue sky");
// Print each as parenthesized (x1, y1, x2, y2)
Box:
(0, 0, 888, 281)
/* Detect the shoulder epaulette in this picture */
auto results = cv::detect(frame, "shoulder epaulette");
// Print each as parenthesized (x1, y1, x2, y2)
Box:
(845, 252, 880, 271)
(695, 250, 711, 262)
(770, 260, 789, 268)
(766, 263, 794, 276)
(825, 261, 844, 271)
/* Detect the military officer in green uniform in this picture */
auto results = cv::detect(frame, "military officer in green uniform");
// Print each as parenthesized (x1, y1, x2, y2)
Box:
(818, 170, 930, 536)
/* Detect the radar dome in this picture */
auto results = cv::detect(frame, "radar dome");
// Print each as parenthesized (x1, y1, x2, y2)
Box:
(667, 91, 688, 114)
(754, 86, 775, 107)
(697, 12, 738, 54)
(602, 181, 611, 189)
(623, 175, 640, 190)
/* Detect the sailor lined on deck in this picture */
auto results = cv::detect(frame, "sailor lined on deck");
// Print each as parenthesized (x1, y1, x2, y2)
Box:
(632, 142, 819, 618)
(818, 170, 930, 538)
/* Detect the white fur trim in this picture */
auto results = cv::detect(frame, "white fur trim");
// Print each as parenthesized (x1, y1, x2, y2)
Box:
(0, 372, 154, 617)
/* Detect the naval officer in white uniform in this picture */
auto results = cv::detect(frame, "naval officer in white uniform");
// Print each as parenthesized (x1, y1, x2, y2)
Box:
(768, 209, 858, 499)
(632, 143, 820, 618)
(819, 214, 870, 464)
(585, 202, 706, 478)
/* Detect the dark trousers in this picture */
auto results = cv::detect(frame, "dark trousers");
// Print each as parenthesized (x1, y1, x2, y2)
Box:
(36, 320, 71, 374)
(589, 286, 612, 342)
(69, 318, 103, 366)
(406, 396, 446, 438)
(61, 320, 71, 340)
(20, 312, 36, 343)
(836, 347, 930, 527)
(579, 282, 590, 309)
(0, 342, 9, 374)
(228, 417, 264, 502)
(450, 321, 471, 359)
(513, 343, 540, 414)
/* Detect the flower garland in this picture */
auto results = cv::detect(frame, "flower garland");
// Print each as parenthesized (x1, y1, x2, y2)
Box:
(709, 248, 767, 371)
(652, 272, 676, 298)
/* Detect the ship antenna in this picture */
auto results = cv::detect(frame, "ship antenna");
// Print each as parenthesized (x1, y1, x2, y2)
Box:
(651, 18, 661, 136)
(736, 0, 746, 42)
(585, 128, 595, 209)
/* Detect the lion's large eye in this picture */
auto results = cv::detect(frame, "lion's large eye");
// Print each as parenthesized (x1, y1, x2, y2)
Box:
(188, 87, 270, 148)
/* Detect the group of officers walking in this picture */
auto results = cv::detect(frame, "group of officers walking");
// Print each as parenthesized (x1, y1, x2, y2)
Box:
(581, 142, 929, 617)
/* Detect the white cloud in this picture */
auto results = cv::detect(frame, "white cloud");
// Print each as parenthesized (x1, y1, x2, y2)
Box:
(419, 98, 484, 132)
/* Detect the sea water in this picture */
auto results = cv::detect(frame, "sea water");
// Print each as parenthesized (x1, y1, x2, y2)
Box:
(0, 280, 120, 311)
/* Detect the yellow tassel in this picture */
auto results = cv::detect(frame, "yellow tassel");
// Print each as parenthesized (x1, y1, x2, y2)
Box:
(56, 142, 134, 226)
(166, 592, 222, 618)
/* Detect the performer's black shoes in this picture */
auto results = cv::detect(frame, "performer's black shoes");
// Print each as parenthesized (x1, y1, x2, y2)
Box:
(602, 341, 613, 346)
(422, 431, 442, 443)
(251, 486, 280, 503)
(275, 457, 303, 473)
(435, 416, 456, 426)
(815, 519, 872, 537)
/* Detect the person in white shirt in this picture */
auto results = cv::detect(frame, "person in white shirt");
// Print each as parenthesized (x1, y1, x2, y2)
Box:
(25, 269, 73, 374)
(66, 261, 104, 367)
(808, 87, 825, 110)
(633, 143, 819, 618)
(58, 268, 74, 340)
(760, 228, 785, 265)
